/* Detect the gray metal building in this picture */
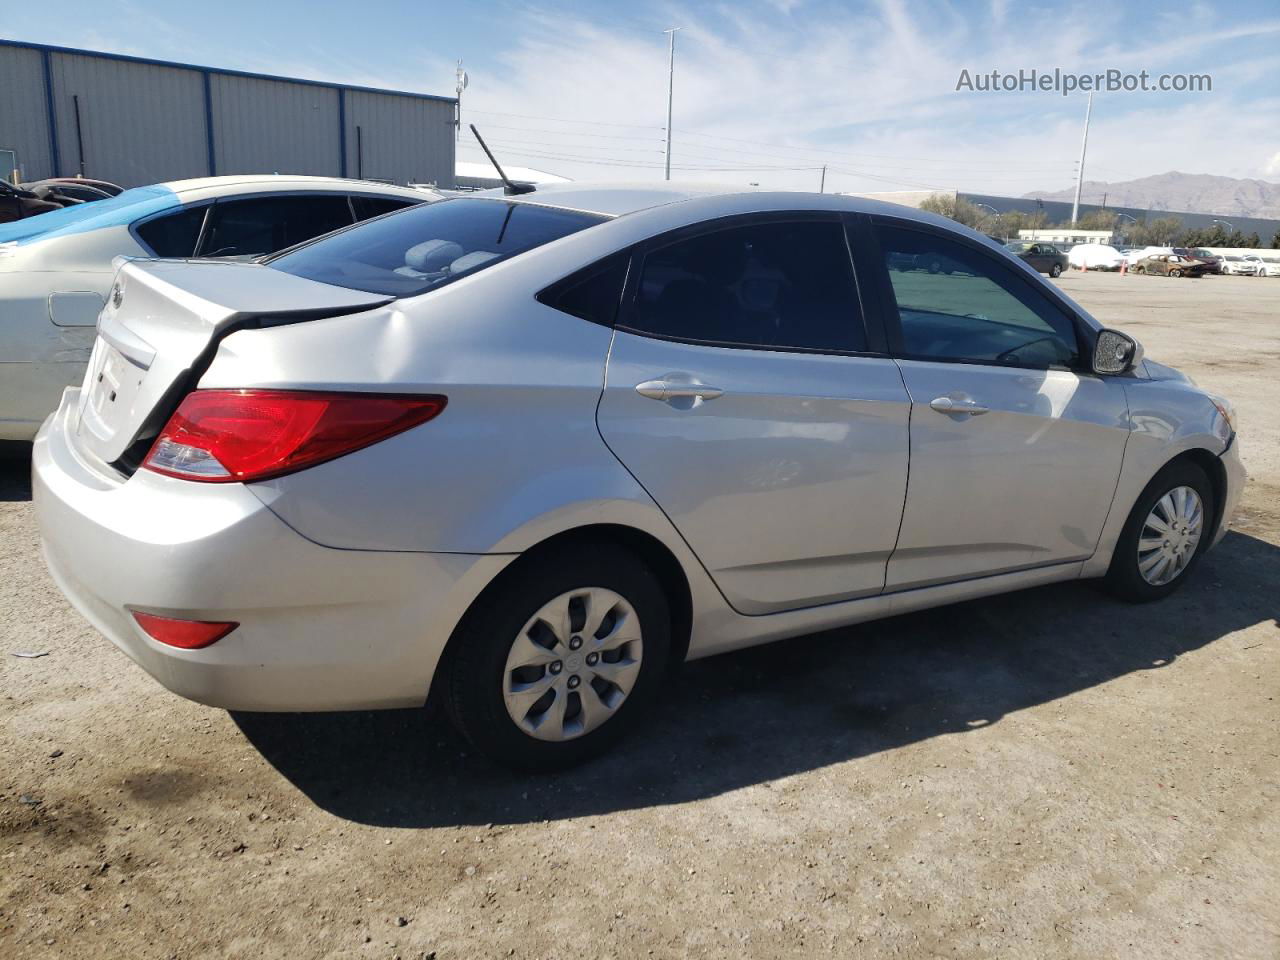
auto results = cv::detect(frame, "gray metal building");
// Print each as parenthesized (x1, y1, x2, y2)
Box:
(0, 39, 457, 188)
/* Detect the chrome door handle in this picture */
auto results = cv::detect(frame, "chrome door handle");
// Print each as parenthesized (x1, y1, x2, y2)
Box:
(930, 396, 990, 416)
(635, 379, 725, 402)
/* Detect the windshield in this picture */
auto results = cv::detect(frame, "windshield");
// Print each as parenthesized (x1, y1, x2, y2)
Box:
(266, 198, 607, 297)
(0, 183, 178, 245)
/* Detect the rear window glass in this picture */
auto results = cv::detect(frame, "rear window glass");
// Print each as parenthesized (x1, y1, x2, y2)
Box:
(266, 198, 606, 297)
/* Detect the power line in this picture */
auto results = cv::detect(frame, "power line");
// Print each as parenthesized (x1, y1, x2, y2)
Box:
(463, 108, 664, 131)
(465, 121, 665, 144)
(458, 142, 822, 173)
(678, 128, 1074, 167)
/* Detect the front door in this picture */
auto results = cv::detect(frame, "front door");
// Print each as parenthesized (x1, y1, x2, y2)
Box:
(873, 220, 1130, 590)
(597, 215, 912, 614)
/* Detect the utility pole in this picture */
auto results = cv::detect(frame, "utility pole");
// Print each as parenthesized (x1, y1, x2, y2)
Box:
(664, 27, 679, 181)
(455, 61, 470, 143)
(820, 165, 826, 193)
(1071, 92, 1092, 226)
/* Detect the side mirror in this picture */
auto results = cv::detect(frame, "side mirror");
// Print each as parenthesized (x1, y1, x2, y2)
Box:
(1093, 329, 1143, 375)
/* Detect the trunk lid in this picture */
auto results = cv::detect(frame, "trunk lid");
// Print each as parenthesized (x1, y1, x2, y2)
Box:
(75, 259, 392, 466)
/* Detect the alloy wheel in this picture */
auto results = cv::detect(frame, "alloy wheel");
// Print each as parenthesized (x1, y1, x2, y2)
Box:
(502, 587, 643, 742)
(1137, 485, 1204, 586)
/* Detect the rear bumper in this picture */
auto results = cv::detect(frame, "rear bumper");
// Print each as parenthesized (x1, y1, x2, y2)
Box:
(33, 389, 512, 711)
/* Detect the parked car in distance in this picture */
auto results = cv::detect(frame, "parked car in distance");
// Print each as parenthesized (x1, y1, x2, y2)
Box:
(22, 179, 118, 207)
(0, 180, 61, 222)
(33, 184, 1244, 771)
(0, 175, 432, 441)
(1242, 254, 1280, 277)
(1131, 253, 1209, 277)
(1004, 240, 1067, 277)
(34, 177, 125, 197)
(1218, 255, 1259, 276)
(1067, 243, 1125, 272)
(1123, 245, 1170, 267)
(1189, 248, 1223, 274)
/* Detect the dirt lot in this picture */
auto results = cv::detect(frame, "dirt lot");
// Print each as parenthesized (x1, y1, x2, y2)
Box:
(2, 270, 1277, 960)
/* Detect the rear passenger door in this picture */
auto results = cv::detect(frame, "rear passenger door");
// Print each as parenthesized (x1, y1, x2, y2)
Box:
(596, 213, 912, 615)
(197, 194, 355, 258)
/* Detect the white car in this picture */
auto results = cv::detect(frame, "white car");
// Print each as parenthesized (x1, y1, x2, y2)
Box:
(0, 175, 431, 441)
(1219, 255, 1259, 276)
(1242, 254, 1280, 277)
(1067, 243, 1125, 271)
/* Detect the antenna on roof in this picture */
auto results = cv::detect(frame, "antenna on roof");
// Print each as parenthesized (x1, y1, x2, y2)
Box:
(469, 124, 534, 196)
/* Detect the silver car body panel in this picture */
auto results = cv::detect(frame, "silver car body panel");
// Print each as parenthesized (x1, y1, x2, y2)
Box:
(34, 392, 514, 710)
(887, 361, 1130, 589)
(31, 184, 1246, 709)
(1081, 376, 1238, 576)
(598, 330, 910, 614)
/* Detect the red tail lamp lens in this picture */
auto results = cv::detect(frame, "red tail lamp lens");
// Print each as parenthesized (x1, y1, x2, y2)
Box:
(132, 611, 239, 649)
(142, 390, 447, 483)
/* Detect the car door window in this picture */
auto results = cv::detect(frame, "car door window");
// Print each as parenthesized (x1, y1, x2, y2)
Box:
(624, 219, 868, 353)
(199, 195, 355, 258)
(351, 195, 422, 221)
(538, 252, 629, 326)
(134, 205, 208, 257)
(878, 224, 1078, 368)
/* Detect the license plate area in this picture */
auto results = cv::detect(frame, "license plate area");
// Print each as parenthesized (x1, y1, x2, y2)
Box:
(77, 339, 149, 448)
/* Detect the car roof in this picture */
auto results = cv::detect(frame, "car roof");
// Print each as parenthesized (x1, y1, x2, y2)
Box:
(161, 175, 431, 202)
(499, 181, 968, 229)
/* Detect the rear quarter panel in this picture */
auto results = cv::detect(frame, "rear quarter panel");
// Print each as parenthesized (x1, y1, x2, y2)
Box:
(199, 248, 695, 560)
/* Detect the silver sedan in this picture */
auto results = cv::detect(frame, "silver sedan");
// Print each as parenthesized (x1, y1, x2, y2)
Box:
(33, 185, 1245, 770)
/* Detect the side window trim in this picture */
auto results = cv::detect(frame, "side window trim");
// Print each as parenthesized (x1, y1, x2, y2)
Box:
(843, 213, 890, 355)
(130, 202, 212, 258)
(535, 249, 634, 327)
(615, 210, 884, 358)
(349, 193, 423, 223)
(869, 215, 1090, 372)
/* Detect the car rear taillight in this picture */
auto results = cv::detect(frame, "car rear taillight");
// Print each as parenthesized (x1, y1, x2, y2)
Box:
(142, 389, 447, 483)
(132, 611, 238, 649)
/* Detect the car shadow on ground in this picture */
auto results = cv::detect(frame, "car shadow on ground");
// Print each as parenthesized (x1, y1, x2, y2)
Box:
(0, 445, 33, 501)
(234, 528, 1278, 828)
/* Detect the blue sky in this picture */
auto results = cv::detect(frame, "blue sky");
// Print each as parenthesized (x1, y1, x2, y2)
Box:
(3, 0, 1278, 195)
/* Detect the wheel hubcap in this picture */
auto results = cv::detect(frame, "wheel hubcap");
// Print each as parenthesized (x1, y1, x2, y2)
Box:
(1137, 485, 1203, 586)
(502, 587, 643, 742)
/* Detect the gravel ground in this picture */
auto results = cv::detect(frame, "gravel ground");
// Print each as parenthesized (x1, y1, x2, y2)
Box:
(2, 269, 1277, 960)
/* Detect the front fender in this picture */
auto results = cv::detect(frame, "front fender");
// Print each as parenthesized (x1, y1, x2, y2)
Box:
(1081, 379, 1228, 577)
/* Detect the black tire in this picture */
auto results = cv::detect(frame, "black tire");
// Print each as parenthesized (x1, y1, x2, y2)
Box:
(443, 542, 671, 771)
(1171, 268, 1183, 278)
(1050, 263, 1063, 278)
(1104, 460, 1214, 603)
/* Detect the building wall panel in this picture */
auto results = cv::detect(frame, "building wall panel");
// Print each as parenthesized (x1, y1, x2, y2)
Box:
(211, 75, 341, 177)
(344, 90, 454, 186)
(1, 42, 455, 190)
(0, 46, 54, 182)
(48, 52, 208, 186)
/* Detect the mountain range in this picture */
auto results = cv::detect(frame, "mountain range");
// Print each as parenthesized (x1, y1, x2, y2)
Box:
(1024, 172, 1280, 219)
